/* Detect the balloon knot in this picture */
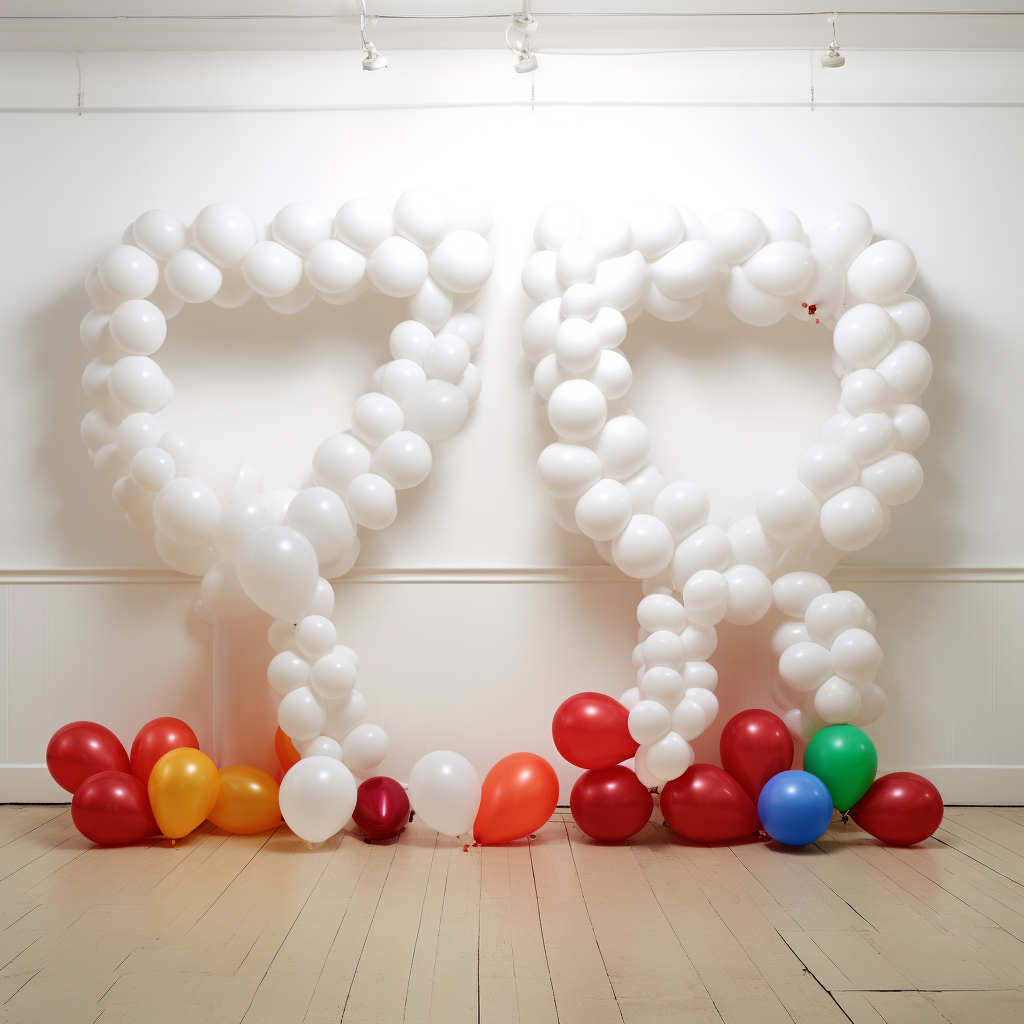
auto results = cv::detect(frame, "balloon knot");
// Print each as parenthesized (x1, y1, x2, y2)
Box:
(462, 844, 469, 852)
(841, 813, 849, 824)
(307, 841, 314, 850)
(529, 834, 537, 840)
(170, 839, 176, 846)
(757, 829, 770, 842)
(408, 811, 415, 822)
(363, 838, 372, 844)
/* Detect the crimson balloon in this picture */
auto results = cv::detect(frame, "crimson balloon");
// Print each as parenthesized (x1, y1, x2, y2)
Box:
(719, 709, 794, 806)
(46, 721, 130, 794)
(71, 771, 159, 846)
(474, 753, 560, 845)
(552, 692, 638, 769)
(851, 772, 944, 845)
(353, 777, 410, 841)
(661, 764, 761, 843)
(570, 766, 653, 841)
(130, 717, 199, 785)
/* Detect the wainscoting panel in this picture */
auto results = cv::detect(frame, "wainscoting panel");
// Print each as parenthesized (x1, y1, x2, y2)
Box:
(2, 571, 1022, 804)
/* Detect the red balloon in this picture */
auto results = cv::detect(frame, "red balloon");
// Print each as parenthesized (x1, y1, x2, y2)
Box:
(474, 753, 560, 844)
(353, 777, 411, 841)
(719, 709, 794, 805)
(570, 766, 653, 842)
(130, 717, 200, 785)
(552, 692, 638, 769)
(851, 772, 944, 845)
(71, 771, 159, 846)
(46, 721, 130, 794)
(661, 764, 761, 842)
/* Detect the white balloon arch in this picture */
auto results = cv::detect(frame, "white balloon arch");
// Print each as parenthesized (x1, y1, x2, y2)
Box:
(78, 190, 494, 822)
(521, 200, 931, 788)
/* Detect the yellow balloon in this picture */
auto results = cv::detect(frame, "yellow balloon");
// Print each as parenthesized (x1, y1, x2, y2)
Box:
(148, 747, 220, 839)
(208, 765, 282, 835)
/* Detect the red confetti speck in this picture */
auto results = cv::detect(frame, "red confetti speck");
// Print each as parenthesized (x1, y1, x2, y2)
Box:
(801, 302, 808, 308)
(815, 319, 820, 324)
(808, 304, 817, 314)
(462, 844, 469, 852)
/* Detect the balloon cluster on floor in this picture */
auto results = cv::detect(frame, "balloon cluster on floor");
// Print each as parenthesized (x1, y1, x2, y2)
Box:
(523, 201, 933, 797)
(553, 701, 942, 846)
(77, 191, 494, 844)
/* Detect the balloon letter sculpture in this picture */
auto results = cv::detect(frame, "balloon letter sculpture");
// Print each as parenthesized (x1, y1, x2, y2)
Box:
(78, 191, 494, 841)
(523, 201, 930, 788)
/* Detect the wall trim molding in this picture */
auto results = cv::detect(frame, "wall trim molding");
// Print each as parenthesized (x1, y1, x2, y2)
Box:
(3, 565, 1024, 586)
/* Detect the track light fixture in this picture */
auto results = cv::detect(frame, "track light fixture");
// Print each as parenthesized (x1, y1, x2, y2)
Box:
(507, 0, 538, 74)
(359, 0, 387, 71)
(821, 14, 845, 68)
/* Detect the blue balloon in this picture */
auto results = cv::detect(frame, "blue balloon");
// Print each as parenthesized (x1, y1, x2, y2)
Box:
(757, 770, 834, 846)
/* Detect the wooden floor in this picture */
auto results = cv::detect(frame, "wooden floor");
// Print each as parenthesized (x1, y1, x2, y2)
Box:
(2, 805, 1024, 1024)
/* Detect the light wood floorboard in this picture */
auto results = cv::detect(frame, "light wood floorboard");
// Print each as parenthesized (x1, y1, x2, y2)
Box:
(0, 803, 1022, 1023)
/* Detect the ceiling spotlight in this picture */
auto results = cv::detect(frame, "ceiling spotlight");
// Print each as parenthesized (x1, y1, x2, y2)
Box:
(507, 0, 538, 74)
(821, 14, 845, 69)
(359, 0, 387, 71)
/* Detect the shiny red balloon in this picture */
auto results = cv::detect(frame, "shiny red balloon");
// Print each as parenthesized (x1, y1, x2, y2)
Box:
(661, 764, 761, 842)
(71, 771, 159, 846)
(720, 709, 794, 806)
(46, 721, 130, 794)
(851, 772, 944, 845)
(552, 692, 638, 769)
(570, 766, 653, 841)
(475, 753, 560, 844)
(130, 717, 200, 785)
(353, 777, 411, 841)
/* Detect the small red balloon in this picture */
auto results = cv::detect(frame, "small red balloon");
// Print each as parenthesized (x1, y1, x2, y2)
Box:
(552, 692, 638, 769)
(46, 721, 130, 794)
(570, 766, 653, 842)
(130, 717, 200, 785)
(474, 753, 560, 845)
(661, 764, 761, 842)
(720, 709, 794, 806)
(71, 771, 159, 846)
(353, 777, 410, 841)
(851, 772, 944, 845)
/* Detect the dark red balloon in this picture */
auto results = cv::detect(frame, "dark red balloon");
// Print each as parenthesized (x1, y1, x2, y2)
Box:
(353, 777, 411, 841)
(130, 717, 200, 785)
(46, 721, 130, 794)
(552, 692, 638, 769)
(720, 709, 794, 805)
(661, 764, 761, 842)
(570, 766, 653, 841)
(71, 771, 159, 846)
(851, 772, 944, 846)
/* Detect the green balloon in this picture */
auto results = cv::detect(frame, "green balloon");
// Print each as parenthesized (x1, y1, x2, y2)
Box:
(803, 725, 877, 812)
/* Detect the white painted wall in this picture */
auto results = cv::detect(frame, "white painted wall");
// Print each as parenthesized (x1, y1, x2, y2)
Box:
(1, 49, 1022, 803)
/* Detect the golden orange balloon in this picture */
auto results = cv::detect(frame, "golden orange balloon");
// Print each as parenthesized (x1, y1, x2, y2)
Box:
(148, 747, 220, 839)
(207, 765, 282, 835)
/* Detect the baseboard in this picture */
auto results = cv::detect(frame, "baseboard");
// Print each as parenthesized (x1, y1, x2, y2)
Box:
(3, 762, 1022, 807)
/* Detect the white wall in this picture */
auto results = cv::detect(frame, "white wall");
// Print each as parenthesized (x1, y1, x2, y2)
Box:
(2, 49, 1023, 803)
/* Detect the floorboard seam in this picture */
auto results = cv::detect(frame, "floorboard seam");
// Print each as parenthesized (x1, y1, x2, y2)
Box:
(527, 838, 560, 1024)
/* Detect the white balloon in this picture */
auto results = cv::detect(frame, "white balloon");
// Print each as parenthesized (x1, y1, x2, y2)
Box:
(623, 465, 666, 516)
(154, 532, 222, 576)
(108, 356, 165, 413)
(593, 307, 628, 349)
(847, 239, 917, 304)
(593, 416, 649, 480)
(671, 525, 731, 590)
(681, 623, 717, 661)
(423, 335, 471, 383)
(779, 642, 833, 692)
(637, 593, 686, 634)
(310, 648, 358, 700)
(628, 200, 684, 260)
(133, 209, 188, 262)
(537, 443, 602, 499)
(629, 700, 672, 744)
(842, 413, 896, 466)
(269, 621, 297, 655)
(756, 478, 820, 541)
(130, 446, 176, 493)
(743, 241, 814, 296)
(671, 699, 707, 742)
(804, 592, 860, 649)
(534, 203, 584, 251)
(410, 276, 454, 331)
(547, 379, 607, 442)
(286, 487, 356, 562)
(380, 360, 428, 405)
(841, 369, 891, 418)
(199, 559, 257, 620)
(278, 685, 327, 741)
(653, 481, 710, 542)
(335, 198, 394, 253)
(407, 750, 481, 837)
(772, 572, 831, 618)
(883, 293, 931, 343)
(324, 690, 368, 742)
(242, 240, 304, 297)
(549, 495, 583, 535)
(267, 650, 311, 695)
(367, 236, 429, 298)
(761, 207, 804, 243)
(833, 304, 896, 370)
(554, 318, 601, 373)
(109, 300, 166, 356)
(370, 430, 432, 490)
(593, 251, 648, 312)
(351, 392, 404, 448)
(642, 631, 687, 671)
(152, 477, 220, 545)
(650, 240, 729, 300)
(725, 266, 789, 326)
(582, 214, 632, 260)
(302, 736, 343, 760)
(280, 756, 356, 843)
(521, 250, 562, 303)
(401, 380, 469, 441)
(94, 444, 129, 483)
(342, 723, 390, 772)
(210, 266, 253, 309)
(875, 341, 933, 403)
(295, 614, 338, 662)
(305, 239, 366, 294)
(642, 280, 703, 322)
(809, 202, 873, 272)
(575, 479, 632, 541)
(797, 442, 860, 501)
(819, 486, 884, 551)
(313, 433, 371, 496)
(272, 202, 332, 257)
(612, 514, 674, 579)
(789, 247, 846, 324)
(98, 245, 159, 300)
(705, 208, 765, 264)
(189, 204, 256, 268)
(891, 404, 930, 453)
(80, 308, 117, 356)
(560, 283, 600, 321)
(860, 451, 923, 505)
(214, 491, 271, 554)
(521, 298, 561, 363)
(163, 247, 222, 304)
(819, 409, 854, 445)
(157, 431, 191, 473)
(726, 516, 782, 576)
(237, 525, 319, 623)
(429, 230, 493, 294)
(533, 355, 567, 401)
(682, 662, 718, 693)
(619, 687, 641, 712)
(586, 349, 632, 400)
(723, 564, 773, 626)
(346, 473, 398, 530)
(441, 312, 484, 354)
(813, 676, 862, 725)
(830, 628, 882, 685)
(555, 239, 598, 287)
(646, 731, 694, 782)
(770, 620, 811, 658)
(112, 476, 153, 515)
(81, 407, 120, 452)
(851, 682, 887, 726)
(684, 687, 719, 728)
(393, 188, 451, 249)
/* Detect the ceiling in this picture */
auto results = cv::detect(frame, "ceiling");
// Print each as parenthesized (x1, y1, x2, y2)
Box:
(1, 2, 1022, 50)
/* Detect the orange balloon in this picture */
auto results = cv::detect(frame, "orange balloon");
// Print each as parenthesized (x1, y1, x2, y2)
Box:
(148, 747, 220, 840)
(474, 752, 560, 845)
(208, 765, 281, 835)
(275, 727, 300, 772)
